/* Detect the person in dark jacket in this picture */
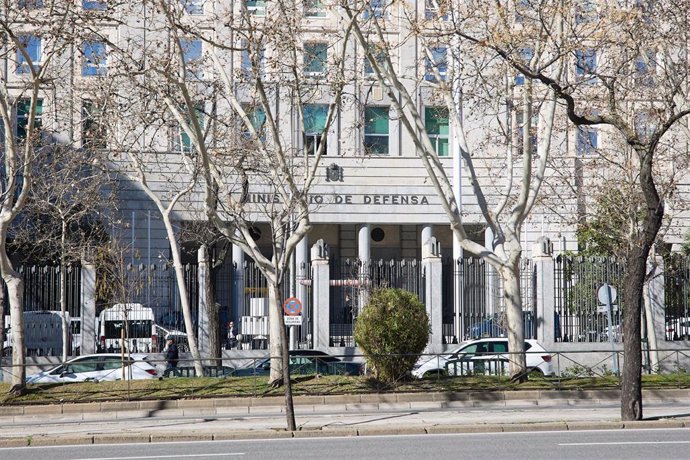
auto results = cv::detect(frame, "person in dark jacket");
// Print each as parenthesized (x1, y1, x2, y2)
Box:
(163, 338, 179, 377)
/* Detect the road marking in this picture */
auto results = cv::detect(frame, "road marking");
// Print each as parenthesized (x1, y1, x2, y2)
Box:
(75, 454, 244, 460)
(559, 441, 690, 446)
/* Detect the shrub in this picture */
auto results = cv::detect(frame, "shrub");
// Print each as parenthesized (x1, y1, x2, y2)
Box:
(354, 288, 429, 383)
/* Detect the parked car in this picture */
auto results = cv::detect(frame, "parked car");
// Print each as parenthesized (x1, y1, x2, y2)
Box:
(411, 338, 553, 378)
(233, 350, 363, 377)
(26, 353, 159, 384)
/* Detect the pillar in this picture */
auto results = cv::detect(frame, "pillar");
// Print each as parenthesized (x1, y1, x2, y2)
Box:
(311, 240, 330, 349)
(533, 237, 555, 346)
(358, 224, 370, 314)
(197, 246, 209, 354)
(231, 240, 245, 326)
(293, 236, 309, 349)
(422, 227, 443, 352)
(80, 259, 96, 355)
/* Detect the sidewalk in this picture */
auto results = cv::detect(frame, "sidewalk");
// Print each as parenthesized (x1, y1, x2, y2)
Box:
(1, 389, 690, 447)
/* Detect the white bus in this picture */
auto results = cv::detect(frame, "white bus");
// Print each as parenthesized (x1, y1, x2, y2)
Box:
(97, 304, 157, 353)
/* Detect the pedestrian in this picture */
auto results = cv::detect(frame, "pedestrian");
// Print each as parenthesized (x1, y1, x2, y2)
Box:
(163, 337, 179, 377)
(226, 321, 236, 350)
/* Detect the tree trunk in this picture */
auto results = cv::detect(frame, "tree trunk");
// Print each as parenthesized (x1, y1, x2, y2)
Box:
(621, 252, 644, 421)
(6, 274, 26, 392)
(268, 282, 296, 431)
(502, 263, 527, 381)
(60, 222, 69, 360)
(268, 280, 284, 385)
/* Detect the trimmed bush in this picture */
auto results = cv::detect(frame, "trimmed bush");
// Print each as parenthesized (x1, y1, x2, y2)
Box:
(354, 288, 429, 383)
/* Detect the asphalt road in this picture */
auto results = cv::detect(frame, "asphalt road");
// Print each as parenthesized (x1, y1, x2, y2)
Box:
(1, 428, 690, 460)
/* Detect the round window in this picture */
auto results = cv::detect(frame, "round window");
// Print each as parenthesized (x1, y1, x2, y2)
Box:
(371, 227, 385, 242)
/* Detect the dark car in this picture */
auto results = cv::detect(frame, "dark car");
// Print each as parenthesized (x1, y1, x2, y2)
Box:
(233, 350, 363, 377)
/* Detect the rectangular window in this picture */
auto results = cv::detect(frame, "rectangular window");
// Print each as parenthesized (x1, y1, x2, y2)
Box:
(245, 0, 266, 16)
(16, 35, 41, 74)
(241, 104, 266, 140)
(304, 0, 326, 17)
(19, 0, 44, 8)
(635, 50, 656, 86)
(303, 104, 328, 155)
(575, 0, 597, 23)
(181, 38, 203, 79)
(241, 41, 265, 78)
(425, 46, 448, 82)
(82, 41, 107, 76)
(425, 107, 449, 156)
(82, 101, 107, 149)
(363, 43, 387, 76)
(514, 47, 533, 85)
(364, 106, 389, 155)
(173, 104, 204, 153)
(83, 0, 107, 10)
(363, 0, 385, 19)
(16, 98, 43, 141)
(181, 0, 204, 14)
(575, 48, 596, 81)
(304, 42, 327, 74)
(425, 0, 449, 20)
(576, 125, 597, 156)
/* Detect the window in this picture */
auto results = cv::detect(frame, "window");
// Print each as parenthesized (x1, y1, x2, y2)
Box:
(16, 98, 43, 141)
(425, 107, 449, 156)
(82, 41, 107, 76)
(181, 38, 203, 79)
(172, 104, 204, 153)
(634, 111, 655, 142)
(575, 48, 596, 81)
(364, 106, 389, 155)
(181, 0, 203, 14)
(83, 0, 107, 10)
(363, 43, 387, 77)
(516, 109, 537, 155)
(424, 46, 448, 82)
(16, 35, 41, 74)
(514, 0, 531, 23)
(304, 0, 326, 17)
(82, 101, 106, 149)
(575, 0, 597, 23)
(19, 0, 44, 8)
(245, 0, 265, 16)
(303, 104, 328, 155)
(514, 47, 533, 85)
(241, 41, 265, 78)
(363, 0, 385, 19)
(241, 104, 266, 140)
(304, 42, 327, 75)
(635, 50, 656, 86)
(576, 125, 597, 156)
(425, 0, 449, 20)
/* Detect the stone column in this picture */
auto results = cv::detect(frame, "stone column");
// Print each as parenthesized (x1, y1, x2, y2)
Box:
(293, 236, 309, 349)
(645, 255, 664, 371)
(197, 246, 209, 355)
(80, 259, 97, 355)
(533, 237, 555, 347)
(311, 240, 330, 349)
(422, 228, 443, 352)
(231, 241, 245, 327)
(358, 225, 370, 314)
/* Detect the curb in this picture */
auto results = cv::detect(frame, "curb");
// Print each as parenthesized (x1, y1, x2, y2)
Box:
(3, 419, 689, 448)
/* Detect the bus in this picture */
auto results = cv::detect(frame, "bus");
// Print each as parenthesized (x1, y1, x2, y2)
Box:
(97, 304, 157, 353)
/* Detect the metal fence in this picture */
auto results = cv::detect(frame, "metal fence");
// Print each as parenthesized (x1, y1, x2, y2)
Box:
(664, 254, 690, 341)
(20, 264, 82, 317)
(442, 257, 535, 344)
(554, 255, 624, 343)
(329, 258, 425, 347)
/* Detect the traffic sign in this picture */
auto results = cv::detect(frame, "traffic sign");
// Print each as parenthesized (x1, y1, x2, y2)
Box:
(283, 297, 302, 316)
(597, 284, 617, 305)
(284, 315, 303, 326)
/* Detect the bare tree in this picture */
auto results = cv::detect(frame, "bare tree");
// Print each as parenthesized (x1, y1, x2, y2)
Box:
(9, 145, 115, 360)
(445, 0, 690, 420)
(0, 2, 79, 392)
(337, 0, 564, 379)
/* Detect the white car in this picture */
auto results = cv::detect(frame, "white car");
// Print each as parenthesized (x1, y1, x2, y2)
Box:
(26, 353, 159, 384)
(412, 338, 554, 378)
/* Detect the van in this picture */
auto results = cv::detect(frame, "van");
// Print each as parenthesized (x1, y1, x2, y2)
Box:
(97, 304, 157, 353)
